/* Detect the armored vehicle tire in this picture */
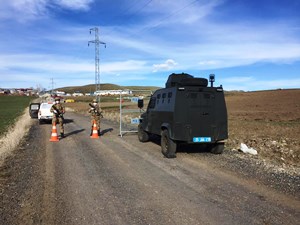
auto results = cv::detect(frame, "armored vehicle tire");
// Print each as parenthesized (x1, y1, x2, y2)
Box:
(161, 130, 177, 158)
(138, 124, 150, 142)
(210, 143, 224, 154)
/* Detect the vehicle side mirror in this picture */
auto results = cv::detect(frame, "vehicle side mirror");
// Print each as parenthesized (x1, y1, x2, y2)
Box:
(138, 99, 144, 109)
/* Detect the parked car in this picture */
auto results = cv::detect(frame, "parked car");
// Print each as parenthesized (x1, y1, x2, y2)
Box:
(29, 103, 40, 118)
(38, 102, 54, 124)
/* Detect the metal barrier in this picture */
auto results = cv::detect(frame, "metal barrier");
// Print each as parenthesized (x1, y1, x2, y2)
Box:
(119, 90, 152, 137)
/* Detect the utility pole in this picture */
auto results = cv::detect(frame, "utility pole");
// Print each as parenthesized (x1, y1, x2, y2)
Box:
(50, 78, 54, 95)
(88, 27, 106, 103)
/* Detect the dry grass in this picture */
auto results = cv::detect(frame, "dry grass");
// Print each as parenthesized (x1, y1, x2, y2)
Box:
(226, 89, 300, 167)
(0, 108, 33, 165)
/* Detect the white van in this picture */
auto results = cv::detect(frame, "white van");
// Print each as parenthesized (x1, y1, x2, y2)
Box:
(38, 102, 54, 124)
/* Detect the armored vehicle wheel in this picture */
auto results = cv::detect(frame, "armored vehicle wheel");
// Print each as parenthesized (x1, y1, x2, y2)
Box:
(161, 130, 177, 158)
(210, 143, 224, 154)
(138, 124, 149, 142)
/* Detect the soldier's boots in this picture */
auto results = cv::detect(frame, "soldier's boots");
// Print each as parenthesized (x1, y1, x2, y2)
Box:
(98, 129, 101, 136)
(60, 133, 64, 138)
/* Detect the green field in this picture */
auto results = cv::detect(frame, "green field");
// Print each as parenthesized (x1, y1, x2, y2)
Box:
(0, 96, 35, 136)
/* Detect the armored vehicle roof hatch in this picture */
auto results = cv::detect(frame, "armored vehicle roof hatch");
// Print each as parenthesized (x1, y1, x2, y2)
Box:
(165, 73, 208, 88)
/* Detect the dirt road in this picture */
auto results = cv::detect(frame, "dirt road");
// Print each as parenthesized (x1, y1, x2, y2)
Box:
(1, 112, 299, 225)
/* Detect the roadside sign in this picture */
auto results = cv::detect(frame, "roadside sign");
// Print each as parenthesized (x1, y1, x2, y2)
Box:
(131, 118, 140, 124)
(131, 97, 139, 103)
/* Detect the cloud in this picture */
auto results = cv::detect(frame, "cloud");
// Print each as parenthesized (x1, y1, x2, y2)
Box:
(220, 76, 300, 91)
(142, 0, 223, 25)
(0, 54, 92, 73)
(0, 54, 148, 74)
(101, 60, 148, 73)
(0, 0, 94, 22)
(153, 59, 178, 72)
(220, 76, 254, 83)
(0, 0, 48, 21)
(53, 0, 93, 11)
(199, 60, 219, 66)
(0, 53, 150, 87)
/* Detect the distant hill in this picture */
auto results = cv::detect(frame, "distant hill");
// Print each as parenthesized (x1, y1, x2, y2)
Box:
(55, 83, 161, 94)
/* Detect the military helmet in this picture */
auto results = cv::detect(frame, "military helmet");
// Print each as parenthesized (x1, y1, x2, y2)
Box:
(55, 97, 60, 101)
(92, 99, 97, 103)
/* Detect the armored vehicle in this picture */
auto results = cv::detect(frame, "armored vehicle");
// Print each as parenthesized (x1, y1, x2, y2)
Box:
(138, 73, 228, 158)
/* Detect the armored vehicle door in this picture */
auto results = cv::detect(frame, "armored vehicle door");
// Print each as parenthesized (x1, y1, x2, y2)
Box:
(186, 91, 216, 140)
(145, 96, 157, 133)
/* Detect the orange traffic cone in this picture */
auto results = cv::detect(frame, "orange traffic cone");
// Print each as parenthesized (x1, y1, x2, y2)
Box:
(49, 123, 59, 142)
(90, 120, 99, 139)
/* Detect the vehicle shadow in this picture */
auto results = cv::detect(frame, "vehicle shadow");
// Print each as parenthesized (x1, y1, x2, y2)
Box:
(149, 135, 210, 154)
(38, 119, 74, 125)
(176, 143, 209, 154)
(100, 128, 113, 136)
(65, 129, 85, 137)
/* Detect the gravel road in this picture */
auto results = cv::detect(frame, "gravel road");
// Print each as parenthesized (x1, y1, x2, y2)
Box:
(1, 112, 299, 225)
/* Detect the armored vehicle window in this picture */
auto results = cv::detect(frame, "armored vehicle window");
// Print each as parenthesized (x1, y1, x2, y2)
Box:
(162, 93, 166, 98)
(157, 94, 161, 99)
(168, 92, 172, 98)
(148, 97, 156, 109)
(187, 92, 213, 107)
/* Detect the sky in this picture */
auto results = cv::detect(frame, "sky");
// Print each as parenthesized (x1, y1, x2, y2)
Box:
(0, 0, 300, 91)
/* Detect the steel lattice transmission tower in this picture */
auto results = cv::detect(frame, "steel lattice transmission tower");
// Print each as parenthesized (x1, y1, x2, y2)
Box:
(88, 27, 106, 102)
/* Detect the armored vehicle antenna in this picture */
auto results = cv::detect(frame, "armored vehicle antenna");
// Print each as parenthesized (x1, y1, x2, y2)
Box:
(209, 74, 215, 87)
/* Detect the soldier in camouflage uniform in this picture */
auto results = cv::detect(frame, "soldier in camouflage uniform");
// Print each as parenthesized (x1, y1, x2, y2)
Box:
(89, 99, 102, 136)
(50, 97, 65, 138)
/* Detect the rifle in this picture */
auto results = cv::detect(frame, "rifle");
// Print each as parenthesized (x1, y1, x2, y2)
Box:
(89, 103, 103, 118)
(52, 105, 64, 118)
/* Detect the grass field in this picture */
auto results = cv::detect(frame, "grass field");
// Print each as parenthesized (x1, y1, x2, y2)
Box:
(0, 96, 35, 136)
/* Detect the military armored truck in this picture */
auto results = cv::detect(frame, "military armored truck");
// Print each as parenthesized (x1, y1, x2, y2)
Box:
(138, 73, 228, 158)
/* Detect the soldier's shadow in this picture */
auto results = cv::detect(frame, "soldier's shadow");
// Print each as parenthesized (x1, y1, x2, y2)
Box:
(65, 129, 85, 137)
(100, 128, 113, 136)
(64, 119, 74, 124)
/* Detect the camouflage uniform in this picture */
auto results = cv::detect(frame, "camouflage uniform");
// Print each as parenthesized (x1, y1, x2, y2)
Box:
(50, 98, 65, 137)
(89, 100, 102, 135)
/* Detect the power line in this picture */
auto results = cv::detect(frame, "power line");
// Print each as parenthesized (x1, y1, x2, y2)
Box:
(138, 0, 200, 34)
(125, 0, 154, 22)
(105, 0, 154, 36)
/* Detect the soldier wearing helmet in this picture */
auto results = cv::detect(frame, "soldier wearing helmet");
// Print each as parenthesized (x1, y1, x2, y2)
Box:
(50, 97, 65, 138)
(88, 99, 102, 136)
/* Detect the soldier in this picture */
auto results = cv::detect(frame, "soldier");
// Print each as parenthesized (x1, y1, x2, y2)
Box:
(50, 97, 65, 138)
(89, 99, 102, 136)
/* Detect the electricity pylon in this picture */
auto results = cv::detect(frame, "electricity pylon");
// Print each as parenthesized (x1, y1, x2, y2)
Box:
(88, 27, 106, 102)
